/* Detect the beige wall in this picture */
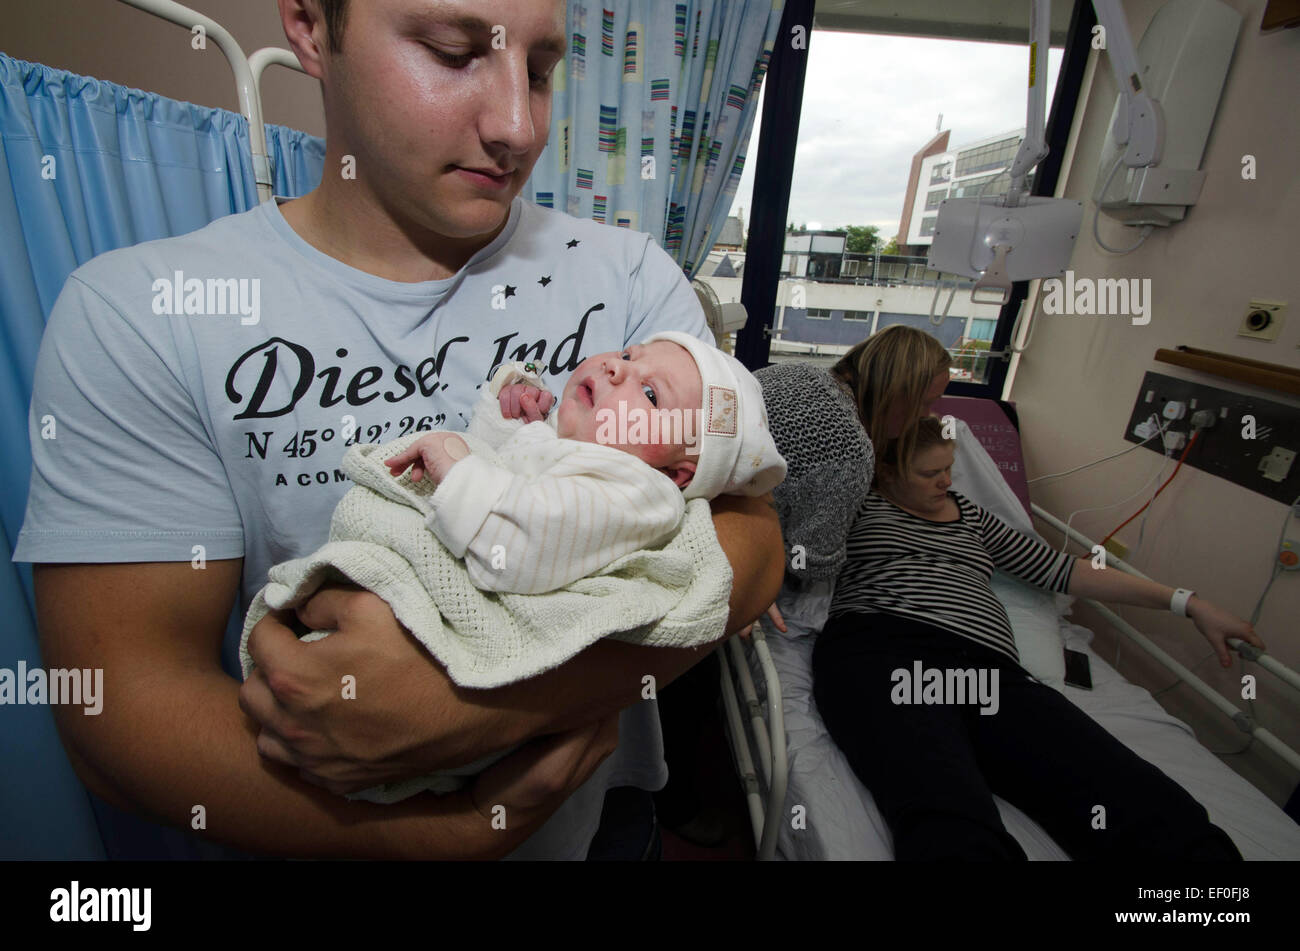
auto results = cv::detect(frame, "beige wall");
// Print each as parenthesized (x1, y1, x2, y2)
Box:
(1010, 0, 1300, 803)
(2, 0, 324, 137)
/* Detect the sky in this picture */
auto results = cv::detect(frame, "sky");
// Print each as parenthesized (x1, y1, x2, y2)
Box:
(728, 30, 1065, 239)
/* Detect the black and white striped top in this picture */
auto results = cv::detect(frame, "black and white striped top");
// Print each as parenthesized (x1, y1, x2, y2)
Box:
(829, 490, 1075, 662)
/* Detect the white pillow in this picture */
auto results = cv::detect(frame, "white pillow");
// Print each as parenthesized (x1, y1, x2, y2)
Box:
(951, 418, 1069, 689)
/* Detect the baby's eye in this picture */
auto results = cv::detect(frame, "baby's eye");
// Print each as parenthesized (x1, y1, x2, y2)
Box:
(621, 351, 631, 361)
(642, 383, 658, 406)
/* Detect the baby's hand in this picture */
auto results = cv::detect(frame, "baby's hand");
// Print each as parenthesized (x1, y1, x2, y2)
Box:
(384, 433, 471, 485)
(499, 383, 555, 423)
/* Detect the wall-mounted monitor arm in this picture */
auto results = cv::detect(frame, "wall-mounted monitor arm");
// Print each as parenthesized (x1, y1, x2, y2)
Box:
(1006, 0, 1164, 210)
(1091, 0, 1165, 167)
(1003, 0, 1052, 207)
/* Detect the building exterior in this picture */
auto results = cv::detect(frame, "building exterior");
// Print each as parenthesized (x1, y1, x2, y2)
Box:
(714, 210, 745, 250)
(697, 128, 1038, 380)
(897, 129, 950, 255)
(899, 128, 1036, 255)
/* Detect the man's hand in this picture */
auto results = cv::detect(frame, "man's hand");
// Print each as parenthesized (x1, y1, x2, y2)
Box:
(239, 586, 495, 793)
(468, 715, 619, 832)
(1187, 597, 1266, 668)
(384, 433, 470, 484)
(498, 383, 554, 422)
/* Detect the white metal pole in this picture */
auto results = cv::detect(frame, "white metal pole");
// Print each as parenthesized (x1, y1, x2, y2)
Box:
(750, 626, 789, 861)
(717, 648, 767, 848)
(116, 0, 274, 201)
(1030, 501, 1300, 692)
(1087, 601, 1300, 773)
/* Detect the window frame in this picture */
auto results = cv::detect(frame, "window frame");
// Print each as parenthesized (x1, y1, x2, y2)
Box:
(736, 0, 1095, 402)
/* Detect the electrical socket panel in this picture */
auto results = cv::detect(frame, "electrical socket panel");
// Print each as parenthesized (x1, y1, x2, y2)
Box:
(1125, 372, 1300, 505)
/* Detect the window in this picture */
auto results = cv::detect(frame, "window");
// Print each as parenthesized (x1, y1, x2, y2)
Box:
(727, 15, 1068, 386)
(955, 136, 1022, 177)
(951, 173, 1000, 198)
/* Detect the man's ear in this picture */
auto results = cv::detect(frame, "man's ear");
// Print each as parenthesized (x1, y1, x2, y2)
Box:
(279, 0, 330, 81)
(662, 459, 696, 489)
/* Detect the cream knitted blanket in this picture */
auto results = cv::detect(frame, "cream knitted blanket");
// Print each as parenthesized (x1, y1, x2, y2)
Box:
(241, 430, 732, 687)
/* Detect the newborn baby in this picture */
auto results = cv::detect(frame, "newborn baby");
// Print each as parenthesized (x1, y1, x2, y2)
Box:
(384, 332, 784, 594)
(240, 331, 785, 802)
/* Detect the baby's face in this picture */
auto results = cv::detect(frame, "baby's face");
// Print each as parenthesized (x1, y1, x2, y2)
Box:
(557, 341, 703, 484)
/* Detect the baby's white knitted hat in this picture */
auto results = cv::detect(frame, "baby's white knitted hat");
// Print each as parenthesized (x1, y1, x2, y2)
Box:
(643, 331, 787, 500)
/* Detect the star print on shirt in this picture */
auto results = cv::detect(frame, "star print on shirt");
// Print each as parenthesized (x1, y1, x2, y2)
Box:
(504, 285, 517, 298)
(538, 275, 552, 287)
(566, 239, 580, 248)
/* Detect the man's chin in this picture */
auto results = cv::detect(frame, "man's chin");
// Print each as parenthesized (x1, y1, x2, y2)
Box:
(436, 198, 515, 240)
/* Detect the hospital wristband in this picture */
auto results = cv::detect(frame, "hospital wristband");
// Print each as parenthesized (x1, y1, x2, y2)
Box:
(1170, 588, 1196, 617)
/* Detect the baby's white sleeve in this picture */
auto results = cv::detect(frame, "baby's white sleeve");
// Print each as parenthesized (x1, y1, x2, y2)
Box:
(466, 361, 556, 449)
(426, 427, 685, 594)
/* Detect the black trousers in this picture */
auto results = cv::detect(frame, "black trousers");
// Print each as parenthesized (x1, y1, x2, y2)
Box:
(811, 612, 1241, 861)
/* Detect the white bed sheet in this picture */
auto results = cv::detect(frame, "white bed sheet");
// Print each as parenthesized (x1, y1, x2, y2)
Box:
(751, 622, 1300, 860)
(748, 417, 1300, 860)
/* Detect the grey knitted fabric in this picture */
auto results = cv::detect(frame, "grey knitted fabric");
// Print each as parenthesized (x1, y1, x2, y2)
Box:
(755, 363, 875, 581)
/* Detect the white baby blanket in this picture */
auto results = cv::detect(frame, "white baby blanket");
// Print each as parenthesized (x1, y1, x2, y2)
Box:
(239, 431, 733, 799)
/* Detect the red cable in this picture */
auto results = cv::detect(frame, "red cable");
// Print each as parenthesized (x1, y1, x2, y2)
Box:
(1100, 429, 1201, 548)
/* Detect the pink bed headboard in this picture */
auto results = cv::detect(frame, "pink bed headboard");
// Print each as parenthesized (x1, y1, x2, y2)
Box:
(932, 396, 1033, 518)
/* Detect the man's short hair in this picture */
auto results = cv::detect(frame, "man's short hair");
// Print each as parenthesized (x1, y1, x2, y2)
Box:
(319, 0, 349, 52)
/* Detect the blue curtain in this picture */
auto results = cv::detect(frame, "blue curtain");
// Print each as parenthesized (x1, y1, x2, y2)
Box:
(0, 53, 324, 859)
(524, 0, 784, 277)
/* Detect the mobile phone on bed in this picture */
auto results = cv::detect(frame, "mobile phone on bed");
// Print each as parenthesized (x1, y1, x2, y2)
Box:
(1063, 648, 1093, 690)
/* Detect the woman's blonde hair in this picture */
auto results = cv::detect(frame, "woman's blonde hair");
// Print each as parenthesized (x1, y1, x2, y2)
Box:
(832, 325, 952, 483)
(876, 415, 953, 489)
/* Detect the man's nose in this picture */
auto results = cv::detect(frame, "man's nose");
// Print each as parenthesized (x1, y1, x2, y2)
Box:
(479, 57, 538, 155)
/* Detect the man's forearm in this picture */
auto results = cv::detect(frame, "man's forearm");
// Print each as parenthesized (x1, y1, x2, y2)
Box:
(64, 667, 522, 859)
(460, 494, 785, 746)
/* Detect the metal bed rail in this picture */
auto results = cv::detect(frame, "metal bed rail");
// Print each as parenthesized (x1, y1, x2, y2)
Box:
(1031, 502, 1300, 773)
(718, 623, 788, 860)
(117, 0, 306, 202)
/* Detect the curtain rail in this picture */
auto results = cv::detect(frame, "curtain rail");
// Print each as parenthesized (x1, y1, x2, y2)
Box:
(116, 0, 279, 201)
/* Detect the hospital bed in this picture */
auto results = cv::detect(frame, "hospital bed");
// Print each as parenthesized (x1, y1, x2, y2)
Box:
(720, 396, 1300, 860)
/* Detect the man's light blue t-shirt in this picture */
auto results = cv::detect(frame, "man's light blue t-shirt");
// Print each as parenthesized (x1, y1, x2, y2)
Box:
(15, 195, 713, 860)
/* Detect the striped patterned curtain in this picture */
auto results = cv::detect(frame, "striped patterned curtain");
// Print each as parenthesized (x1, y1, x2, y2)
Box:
(524, 0, 784, 278)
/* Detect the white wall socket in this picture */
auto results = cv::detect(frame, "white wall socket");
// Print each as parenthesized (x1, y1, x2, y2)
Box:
(1238, 299, 1286, 341)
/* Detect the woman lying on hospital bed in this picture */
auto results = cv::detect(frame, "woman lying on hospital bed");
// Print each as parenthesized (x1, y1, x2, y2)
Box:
(756, 325, 1265, 860)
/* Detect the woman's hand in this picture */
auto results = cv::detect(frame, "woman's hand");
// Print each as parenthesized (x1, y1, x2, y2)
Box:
(1187, 597, 1266, 668)
(738, 602, 787, 640)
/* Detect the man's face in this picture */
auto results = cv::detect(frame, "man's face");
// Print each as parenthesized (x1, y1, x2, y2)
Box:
(321, 0, 566, 239)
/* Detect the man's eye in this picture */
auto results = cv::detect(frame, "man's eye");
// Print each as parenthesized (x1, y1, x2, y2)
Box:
(431, 48, 474, 68)
(642, 384, 657, 407)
